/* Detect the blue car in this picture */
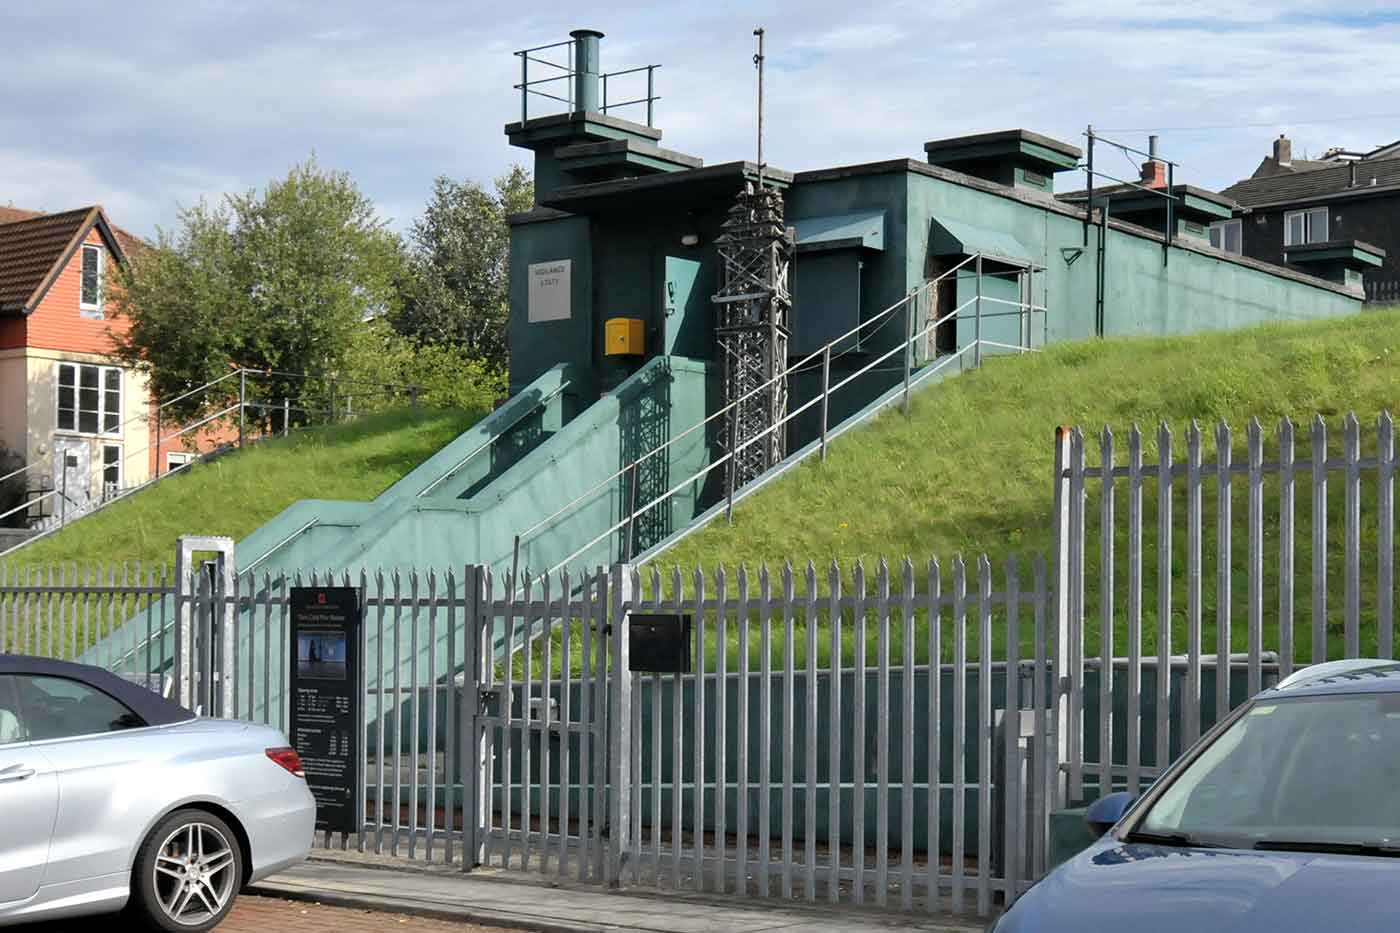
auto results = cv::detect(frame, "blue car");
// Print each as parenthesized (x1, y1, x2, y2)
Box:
(995, 659, 1400, 931)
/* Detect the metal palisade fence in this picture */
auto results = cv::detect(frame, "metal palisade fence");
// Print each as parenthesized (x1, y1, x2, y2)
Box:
(603, 557, 1052, 913)
(1053, 411, 1397, 804)
(2, 409, 1397, 920)
(0, 556, 1054, 916)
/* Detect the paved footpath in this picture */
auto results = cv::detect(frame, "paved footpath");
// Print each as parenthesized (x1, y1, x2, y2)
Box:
(10, 895, 528, 933)
(249, 857, 987, 933)
(226, 896, 529, 932)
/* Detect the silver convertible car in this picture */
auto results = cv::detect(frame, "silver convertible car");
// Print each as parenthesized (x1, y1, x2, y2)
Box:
(0, 655, 315, 931)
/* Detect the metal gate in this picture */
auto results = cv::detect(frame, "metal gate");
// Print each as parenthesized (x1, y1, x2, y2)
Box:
(3, 549, 1052, 918)
(471, 566, 616, 878)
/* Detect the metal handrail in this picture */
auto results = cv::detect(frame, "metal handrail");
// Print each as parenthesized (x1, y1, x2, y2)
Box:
(514, 39, 574, 56)
(0, 487, 58, 525)
(0, 460, 39, 486)
(537, 282, 1043, 584)
(1, 365, 433, 549)
(514, 38, 659, 126)
(513, 252, 1001, 545)
(415, 379, 572, 499)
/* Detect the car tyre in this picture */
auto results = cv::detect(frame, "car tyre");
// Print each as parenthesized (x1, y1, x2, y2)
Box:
(127, 808, 243, 932)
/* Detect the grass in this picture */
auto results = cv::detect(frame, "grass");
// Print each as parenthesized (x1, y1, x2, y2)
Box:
(634, 309, 1400, 670)
(2, 406, 483, 573)
(10, 310, 1400, 673)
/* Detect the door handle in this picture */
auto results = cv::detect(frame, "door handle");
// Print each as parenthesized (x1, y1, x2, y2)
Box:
(0, 765, 36, 783)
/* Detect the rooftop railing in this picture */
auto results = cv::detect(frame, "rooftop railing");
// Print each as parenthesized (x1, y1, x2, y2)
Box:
(513, 38, 660, 127)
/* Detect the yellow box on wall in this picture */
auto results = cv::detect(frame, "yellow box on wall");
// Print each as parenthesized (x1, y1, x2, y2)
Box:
(604, 317, 645, 356)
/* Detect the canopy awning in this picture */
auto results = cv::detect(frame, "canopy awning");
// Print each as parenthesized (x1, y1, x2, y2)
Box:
(930, 217, 1035, 267)
(792, 210, 885, 254)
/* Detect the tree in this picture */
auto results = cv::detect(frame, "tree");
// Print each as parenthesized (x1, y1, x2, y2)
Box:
(393, 166, 532, 372)
(113, 158, 406, 426)
(338, 319, 507, 416)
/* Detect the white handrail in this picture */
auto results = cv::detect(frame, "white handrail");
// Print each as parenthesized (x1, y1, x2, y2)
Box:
(0, 460, 41, 486)
(537, 291, 1002, 581)
(514, 254, 995, 544)
(2, 365, 431, 546)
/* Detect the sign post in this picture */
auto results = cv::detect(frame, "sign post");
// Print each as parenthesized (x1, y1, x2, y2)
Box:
(288, 585, 364, 836)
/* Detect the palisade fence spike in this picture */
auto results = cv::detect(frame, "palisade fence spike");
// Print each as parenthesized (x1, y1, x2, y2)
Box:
(1380, 412, 1396, 659)
(1311, 415, 1329, 663)
(1278, 416, 1296, 676)
(1247, 417, 1265, 692)
(1343, 412, 1362, 658)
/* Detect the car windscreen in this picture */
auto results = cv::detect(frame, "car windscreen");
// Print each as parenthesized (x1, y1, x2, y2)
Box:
(1139, 692, 1400, 848)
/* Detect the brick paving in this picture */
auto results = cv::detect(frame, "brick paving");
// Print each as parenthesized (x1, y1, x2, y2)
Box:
(10, 895, 526, 932)
(222, 895, 527, 932)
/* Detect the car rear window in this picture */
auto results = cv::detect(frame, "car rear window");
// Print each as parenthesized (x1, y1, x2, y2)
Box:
(15, 675, 146, 742)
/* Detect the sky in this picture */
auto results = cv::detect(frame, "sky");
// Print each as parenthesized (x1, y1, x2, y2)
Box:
(4, 0, 1400, 240)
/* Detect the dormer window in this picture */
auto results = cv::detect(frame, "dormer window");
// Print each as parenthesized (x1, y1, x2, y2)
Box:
(80, 244, 103, 317)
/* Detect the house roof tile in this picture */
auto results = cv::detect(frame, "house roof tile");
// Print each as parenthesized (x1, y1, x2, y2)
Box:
(0, 206, 125, 315)
(0, 206, 47, 224)
(1222, 156, 1400, 208)
(0, 203, 147, 256)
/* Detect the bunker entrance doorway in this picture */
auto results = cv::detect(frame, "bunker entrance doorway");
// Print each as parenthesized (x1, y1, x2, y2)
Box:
(925, 254, 1042, 357)
(928, 256, 961, 356)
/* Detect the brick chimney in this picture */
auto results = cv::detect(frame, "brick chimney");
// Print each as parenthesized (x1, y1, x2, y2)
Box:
(1274, 134, 1292, 167)
(1140, 134, 1167, 189)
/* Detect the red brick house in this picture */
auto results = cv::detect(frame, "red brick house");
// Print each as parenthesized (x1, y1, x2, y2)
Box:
(0, 205, 157, 526)
(0, 202, 241, 538)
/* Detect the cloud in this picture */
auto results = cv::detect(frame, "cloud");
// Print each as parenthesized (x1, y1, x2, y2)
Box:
(1, 0, 1395, 239)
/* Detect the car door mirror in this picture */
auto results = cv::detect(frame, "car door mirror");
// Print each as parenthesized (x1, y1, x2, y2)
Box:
(1085, 791, 1137, 836)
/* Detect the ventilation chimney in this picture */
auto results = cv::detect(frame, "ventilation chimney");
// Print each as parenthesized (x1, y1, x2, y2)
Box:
(1140, 135, 1167, 189)
(570, 28, 604, 114)
(1274, 134, 1292, 167)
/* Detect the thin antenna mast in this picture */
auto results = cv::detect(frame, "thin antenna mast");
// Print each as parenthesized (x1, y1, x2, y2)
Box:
(713, 25, 791, 512)
(754, 27, 765, 188)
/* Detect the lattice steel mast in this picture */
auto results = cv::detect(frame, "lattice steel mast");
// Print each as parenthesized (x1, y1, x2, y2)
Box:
(713, 28, 793, 505)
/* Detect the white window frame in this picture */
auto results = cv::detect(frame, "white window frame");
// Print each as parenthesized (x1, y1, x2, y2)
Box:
(55, 363, 123, 438)
(1210, 218, 1243, 255)
(79, 244, 104, 318)
(1284, 207, 1329, 247)
(166, 451, 195, 472)
(101, 443, 123, 497)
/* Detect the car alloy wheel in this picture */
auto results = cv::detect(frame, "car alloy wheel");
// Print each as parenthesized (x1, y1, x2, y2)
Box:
(151, 821, 238, 927)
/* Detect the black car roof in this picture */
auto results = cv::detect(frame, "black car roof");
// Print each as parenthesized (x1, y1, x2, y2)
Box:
(0, 654, 196, 727)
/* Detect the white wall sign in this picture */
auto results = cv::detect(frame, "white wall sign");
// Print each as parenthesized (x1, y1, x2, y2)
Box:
(528, 260, 572, 322)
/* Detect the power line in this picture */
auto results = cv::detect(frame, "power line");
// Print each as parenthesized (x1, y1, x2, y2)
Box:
(1101, 109, 1400, 135)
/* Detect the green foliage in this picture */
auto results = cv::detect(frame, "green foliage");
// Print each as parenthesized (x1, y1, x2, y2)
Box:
(339, 320, 507, 414)
(393, 167, 533, 371)
(113, 157, 406, 426)
(0, 408, 480, 570)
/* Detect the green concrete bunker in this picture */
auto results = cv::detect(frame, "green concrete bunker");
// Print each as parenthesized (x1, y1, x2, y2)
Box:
(84, 24, 1372, 877)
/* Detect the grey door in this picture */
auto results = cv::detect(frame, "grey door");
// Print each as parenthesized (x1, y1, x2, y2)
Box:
(50, 439, 91, 522)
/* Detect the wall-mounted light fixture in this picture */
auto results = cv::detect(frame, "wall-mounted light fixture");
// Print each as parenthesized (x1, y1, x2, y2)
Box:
(680, 232, 700, 247)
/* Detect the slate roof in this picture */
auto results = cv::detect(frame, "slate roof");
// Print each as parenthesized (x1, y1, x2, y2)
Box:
(1222, 156, 1400, 208)
(0, 206, 127, 315)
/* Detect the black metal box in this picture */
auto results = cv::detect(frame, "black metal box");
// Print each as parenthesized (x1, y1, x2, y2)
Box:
(629, 613, 692, 673)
